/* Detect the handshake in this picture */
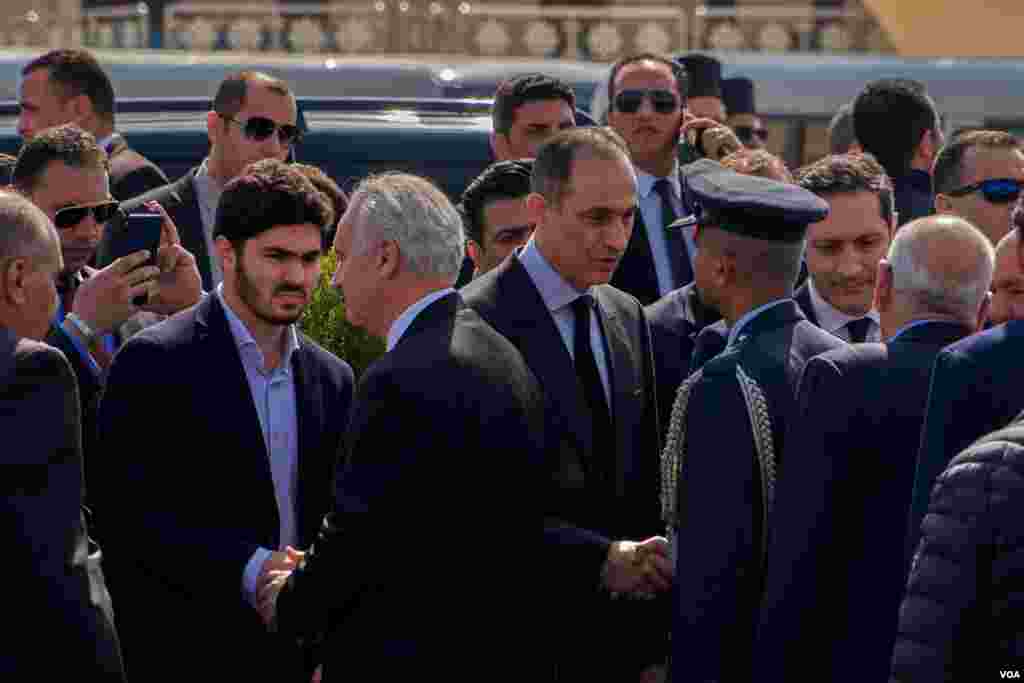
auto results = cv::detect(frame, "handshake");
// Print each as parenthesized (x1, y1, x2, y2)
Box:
(255, 546, 304, 627)
(601, 536, 674, 599)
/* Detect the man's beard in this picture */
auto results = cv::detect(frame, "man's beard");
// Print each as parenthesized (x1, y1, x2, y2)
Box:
(235, 257, 305, 327)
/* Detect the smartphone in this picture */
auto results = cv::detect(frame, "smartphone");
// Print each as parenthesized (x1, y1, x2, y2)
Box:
(108, 212, 162, 306)
(678, 128, 707, 165)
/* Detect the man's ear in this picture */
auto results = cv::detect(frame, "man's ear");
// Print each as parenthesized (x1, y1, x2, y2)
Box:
(214, 236, 235, 273)
(935, 193, 955, 214)
(378, 240, 400, 279)
(874, 259, 893, 313)
(466, 240, 482, 271)
(491, 132, 509, 161)
(3, 258, 28, 305)
(526, 192, 548, 227)
(69, 93, 92, 123)
(976, 291, 992, 331)
(920, 128, 942, 167)
(206, 111, 222, 146)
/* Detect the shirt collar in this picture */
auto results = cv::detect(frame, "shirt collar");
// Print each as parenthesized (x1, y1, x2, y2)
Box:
(636, 165, 681, 201)
(727, 298, 791, 347)
(807, 277, 880, 334)
(386, 288, 455, 352)
(216, 284, 299, 374)
(518, 237, 590, 315)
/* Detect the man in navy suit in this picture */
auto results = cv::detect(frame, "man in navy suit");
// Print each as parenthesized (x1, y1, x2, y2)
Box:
(793, 153, 895, 342)
(664, 163, 845, 683)
(100, 71, 300, 291)
(96, 160, 354, 681)
(756, 215, 993, 682)
(0, 190, 125, 680)
(462, 127, 672, 680)
(908, 201, 1024, 561)
(258, 172, 548, 680)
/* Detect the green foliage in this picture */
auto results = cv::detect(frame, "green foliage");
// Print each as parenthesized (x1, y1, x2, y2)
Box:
(299, 250, 385, 378)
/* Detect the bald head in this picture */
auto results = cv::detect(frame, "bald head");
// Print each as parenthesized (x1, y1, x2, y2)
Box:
(990, 229, 1024, 325)
(883, 215, 993, 328)
(0, 189, 59, 264)
(0, 189, 62, 339)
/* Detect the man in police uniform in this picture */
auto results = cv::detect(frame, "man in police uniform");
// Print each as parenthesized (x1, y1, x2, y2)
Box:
(662, 164, 845, 683)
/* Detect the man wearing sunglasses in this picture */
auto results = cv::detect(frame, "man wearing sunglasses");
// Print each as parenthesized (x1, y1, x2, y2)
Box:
(934, 130, 1024, 245)
(606, 53, 696, 307)
(722, 77, 768, 151)
(106, 71, 299, 291)
(11, 124, 201, 515)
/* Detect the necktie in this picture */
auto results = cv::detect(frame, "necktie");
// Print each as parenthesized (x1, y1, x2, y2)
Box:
(572, 295, 614, 484)
(57, 272, 77, 314)
(653, 178, 693, 288)
(845, 317, 873, 343)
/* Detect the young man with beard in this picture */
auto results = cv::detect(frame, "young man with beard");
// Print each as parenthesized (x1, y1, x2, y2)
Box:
(794, 153, 896, 343)
(96, 159, 354, 681)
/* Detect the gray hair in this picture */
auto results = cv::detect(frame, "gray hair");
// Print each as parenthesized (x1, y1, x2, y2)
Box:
(887, 215, 994, 320)
(0, 189, 58, 264)
(349, 172, 465, 281)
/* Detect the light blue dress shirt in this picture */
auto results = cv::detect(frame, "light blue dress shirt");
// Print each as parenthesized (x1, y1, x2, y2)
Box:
(636, 166, 697, 297)
(386, 288, 456, 352)
(518, 239, 612, 406)
(217, 286, 301, 607)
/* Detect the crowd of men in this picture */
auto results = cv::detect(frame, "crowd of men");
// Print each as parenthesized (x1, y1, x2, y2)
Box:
(4, 46, 1024, 682)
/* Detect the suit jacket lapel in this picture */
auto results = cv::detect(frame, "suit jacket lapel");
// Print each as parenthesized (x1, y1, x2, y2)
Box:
(493, 259, 595, 466)
(0, 326, 16, 381)
(291, 339, 331, 549)
(394, 292, 460, 349)
(593, 287, 639, 497)
(794, 283, 819, 327)
(197, 295, 279, 542)
(611, 210, 660, 305)
(171, 169, 213, 291)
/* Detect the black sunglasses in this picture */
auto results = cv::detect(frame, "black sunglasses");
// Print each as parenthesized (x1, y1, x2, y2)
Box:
(220, 114, 303, 146)
(614, 89, 680, 115)
(947, 177, 1022, 204)
(733, 125, 769, 144)
(54, 201, 120, 230)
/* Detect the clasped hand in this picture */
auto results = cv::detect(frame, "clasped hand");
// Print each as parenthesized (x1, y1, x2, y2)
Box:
(602, 536, 674, 598)
(255, 546, 304, 627)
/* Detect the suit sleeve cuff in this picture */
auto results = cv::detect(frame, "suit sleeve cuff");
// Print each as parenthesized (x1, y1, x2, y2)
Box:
(242, 547, 273, 607)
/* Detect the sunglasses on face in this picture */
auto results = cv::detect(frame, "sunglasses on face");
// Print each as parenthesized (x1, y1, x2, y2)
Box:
(733, 125, 769, 144)
(54, 201, 120, 230)
(220, 114, 303, 146)
(614, 89, 680, 115)
(947, 177, 1022, 204)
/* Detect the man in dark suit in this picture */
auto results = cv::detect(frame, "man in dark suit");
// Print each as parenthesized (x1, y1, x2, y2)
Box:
(0, 190, 124, 680)
(17, 48, 168, 200)
(907, 204, 1024, 562)
(663, 163, 844, 683)
(792, 153, 895, 342)
(605, 53, 694, 306)
(12, 124, 201, 517)
(100, 70, 300, 291)
(461, 127, 671, 680)
(96, 160, 354, 680)
(756, 215, 993, 683)
(256, 172, 547, 680)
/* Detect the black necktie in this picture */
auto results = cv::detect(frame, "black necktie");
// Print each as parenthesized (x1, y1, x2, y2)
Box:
(572, 295, 613, 471)
(57, 271, 78, 314)
(654, 178, 693, 288)
(845, 317, 873, 343)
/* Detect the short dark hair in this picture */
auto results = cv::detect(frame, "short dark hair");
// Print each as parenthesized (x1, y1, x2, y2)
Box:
(605, 53, 688, 117)
(853, 78, 939, 178)
(532, 127, 630, 206)
(0, 153, 17, 186)
(827, 103, 857, 155)
(212, 71, 293, 119)
(492, 73, 576, 137)
(796, 153, 895, 226)
(12, 124, 109, 194)
(932, 130, 1021, 195)
(292, 163, 347, 230)
(458, 159, 533, 245)
(21, 49, 116, 123)
(214, 159, 331, 247)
